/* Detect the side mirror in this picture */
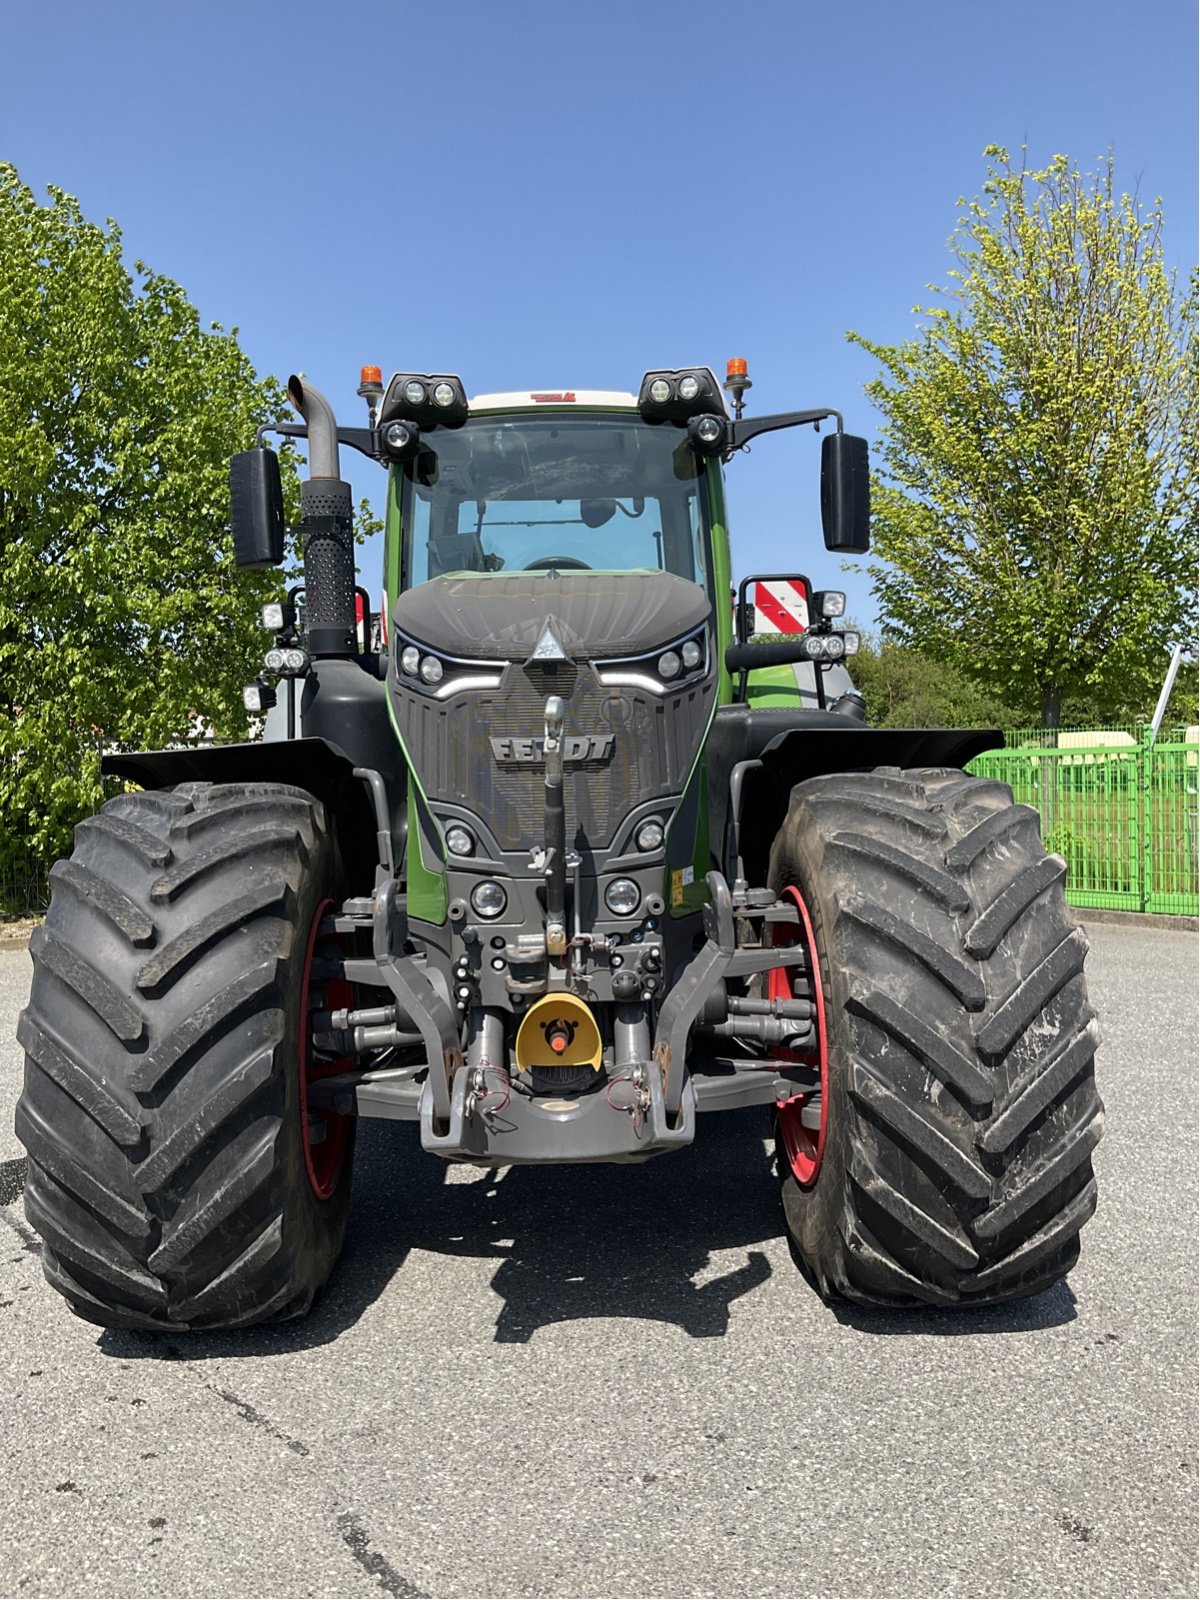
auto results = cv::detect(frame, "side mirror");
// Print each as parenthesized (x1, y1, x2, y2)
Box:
(820, 433, 870, 554)
(580, 498, 616, 529)
(230, 448, 285, 568)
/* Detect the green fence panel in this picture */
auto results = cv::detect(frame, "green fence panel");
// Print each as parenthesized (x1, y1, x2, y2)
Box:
(1145, 739, 1200, 915)
(968, 733, 1199, 916)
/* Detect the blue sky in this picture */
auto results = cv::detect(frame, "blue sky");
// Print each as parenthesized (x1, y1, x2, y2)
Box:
(3, 0, 1195, 627)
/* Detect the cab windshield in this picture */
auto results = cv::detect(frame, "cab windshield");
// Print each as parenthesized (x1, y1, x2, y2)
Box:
(402, 413, 709, 586)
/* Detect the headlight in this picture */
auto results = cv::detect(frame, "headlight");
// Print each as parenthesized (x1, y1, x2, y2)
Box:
(470, 881, 507, 919)
(282, 647, 309, 673)
(842, 631, 861, 656)
(446, 825, 475, 857)
(805, 634, 828, 659)
(264, 648, 286, 672)
(635, 819, 664, 852)
(823, 634, 846, 660)
(605, 878, 641, 917)
(648, 378, 672, 404)
(261, 603, 285, 631)
(815, 590, 846, 618)
(403, 379, 427, 406)
(394, 635, 505, 696)
(432, 381, 456, 407)
(596, 628, 708, 695)
(678, 374, 701, 402)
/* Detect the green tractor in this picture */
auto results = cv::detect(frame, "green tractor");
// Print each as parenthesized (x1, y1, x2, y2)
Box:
(16, 361, 1102, 1329)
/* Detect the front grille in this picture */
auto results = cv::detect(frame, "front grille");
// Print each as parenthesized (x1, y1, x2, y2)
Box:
(522, 662, 578, 700)
(391, 662, 714, 851)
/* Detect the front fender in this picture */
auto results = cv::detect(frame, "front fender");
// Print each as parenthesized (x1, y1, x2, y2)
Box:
(707, 706, 1003, 888)
(102, 738, 400, 892)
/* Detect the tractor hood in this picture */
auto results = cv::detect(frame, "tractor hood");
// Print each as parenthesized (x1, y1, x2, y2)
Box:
(390, 570, 711, 661)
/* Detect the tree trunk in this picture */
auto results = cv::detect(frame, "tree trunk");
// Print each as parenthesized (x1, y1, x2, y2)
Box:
(1041, 683, 1062, 729)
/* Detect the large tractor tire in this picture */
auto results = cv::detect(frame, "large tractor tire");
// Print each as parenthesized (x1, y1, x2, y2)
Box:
(16, 782, 356, 1330)
(766, 767, 1102, 1307)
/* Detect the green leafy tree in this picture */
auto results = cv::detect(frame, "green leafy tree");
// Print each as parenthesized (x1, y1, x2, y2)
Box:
(0, 166, 299, 885)
(849, 148, 1197, 728)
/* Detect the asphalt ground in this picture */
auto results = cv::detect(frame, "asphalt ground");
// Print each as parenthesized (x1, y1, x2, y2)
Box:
(0, 922, 1195, 1599)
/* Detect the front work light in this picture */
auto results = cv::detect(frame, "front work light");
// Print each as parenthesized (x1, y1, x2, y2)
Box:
(686, 413, 729, 456)
(380, 372, 469, 428)
(637, 368, 724, 423)
(814, 590, 846, 618)
(383, 420, 420, 460)
(795, 630, 860, 662)
(243, 680, 277, 714)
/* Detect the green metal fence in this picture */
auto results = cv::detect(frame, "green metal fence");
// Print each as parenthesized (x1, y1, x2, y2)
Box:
(2, 725, 1196, 921)
(968, 726, 1199, 916)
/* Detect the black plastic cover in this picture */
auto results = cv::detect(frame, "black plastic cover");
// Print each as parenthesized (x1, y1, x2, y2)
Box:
(820, 433, 870, 554)
(390, 570, 711, 661)
(229, 449, 285, 568)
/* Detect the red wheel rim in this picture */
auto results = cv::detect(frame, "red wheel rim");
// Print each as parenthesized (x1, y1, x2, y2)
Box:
(770, 885, 828, 1187)
(299, 899, 352, 1200)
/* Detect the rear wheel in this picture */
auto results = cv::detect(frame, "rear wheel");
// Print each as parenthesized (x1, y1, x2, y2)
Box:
(767, 767, 1102, 1307)
(16, 782, 356, 1329)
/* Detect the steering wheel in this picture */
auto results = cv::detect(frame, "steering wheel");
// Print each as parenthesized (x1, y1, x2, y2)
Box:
(523, 557, 592, 571)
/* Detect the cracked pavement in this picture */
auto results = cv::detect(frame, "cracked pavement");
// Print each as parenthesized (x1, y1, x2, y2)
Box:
(0, 922, 1196, 1597)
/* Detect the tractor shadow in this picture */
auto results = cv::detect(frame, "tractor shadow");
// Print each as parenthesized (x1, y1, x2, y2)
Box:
(100, 1107, 1077, 1363)
(101, 1107, 783, 1360)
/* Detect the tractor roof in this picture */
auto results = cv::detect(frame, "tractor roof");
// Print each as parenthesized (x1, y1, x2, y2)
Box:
(467, 388, 639, 412)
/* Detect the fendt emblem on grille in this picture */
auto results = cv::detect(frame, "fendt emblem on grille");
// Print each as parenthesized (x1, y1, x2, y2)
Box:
(490, 735, 615, 764)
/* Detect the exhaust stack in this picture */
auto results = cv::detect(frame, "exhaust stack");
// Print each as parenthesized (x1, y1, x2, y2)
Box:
(288, 375, 356, 657)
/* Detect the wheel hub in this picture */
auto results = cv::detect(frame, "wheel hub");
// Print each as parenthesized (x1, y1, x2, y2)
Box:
(770, 885, 829, 1186)
(299, 900, 353, 1199)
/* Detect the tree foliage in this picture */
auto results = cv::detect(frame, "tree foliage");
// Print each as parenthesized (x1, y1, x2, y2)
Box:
(0, 165, 296, 879)
(849, 148, 1197, 728)
(847, 629, 1024, 730)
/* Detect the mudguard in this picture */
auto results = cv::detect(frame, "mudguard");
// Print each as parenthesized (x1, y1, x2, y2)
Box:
(102, 738, 400, 892)
(706, 706, 1002, 887)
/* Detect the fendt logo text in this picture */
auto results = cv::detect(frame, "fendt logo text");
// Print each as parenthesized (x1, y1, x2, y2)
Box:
(490, 735, 615, 764)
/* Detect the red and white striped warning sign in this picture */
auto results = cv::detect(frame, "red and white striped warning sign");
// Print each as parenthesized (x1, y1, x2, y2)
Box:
(753, 579, 810, 634)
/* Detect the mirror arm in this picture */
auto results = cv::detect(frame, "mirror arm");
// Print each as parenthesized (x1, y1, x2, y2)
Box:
(255, 420, 382, 462)
(730, 407, 843, 451)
